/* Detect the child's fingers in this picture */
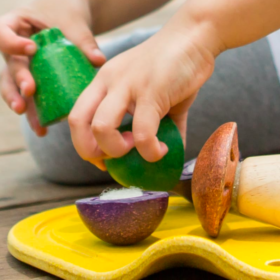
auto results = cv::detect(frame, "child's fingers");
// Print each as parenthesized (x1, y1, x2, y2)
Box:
(25, 97, 47, 137)
(88, 159, 107, 171)
(169, 92, 198, 148)
(69, 79, 107, 161)
(6, 55, 36, 97)
(0, 17, 36, 56)
(0, 66, 46, 136)
(62, 21, 106, 67)
(92, 92, 134, 158)
(133, 98, 168, 162)
(0, 67, 26, 114)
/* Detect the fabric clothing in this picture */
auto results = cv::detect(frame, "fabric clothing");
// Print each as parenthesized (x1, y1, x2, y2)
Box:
(267, 29, 280, 82)
(21, 27, 280, 185)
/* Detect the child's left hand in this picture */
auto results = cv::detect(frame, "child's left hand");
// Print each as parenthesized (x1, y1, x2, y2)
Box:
(69, 25, 216, 171)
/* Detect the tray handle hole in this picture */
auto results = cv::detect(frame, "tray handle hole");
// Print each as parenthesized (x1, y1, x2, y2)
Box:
(266, 260, 280, 266)
(224, 183, 231, 195)
(230, 148, 235, 162)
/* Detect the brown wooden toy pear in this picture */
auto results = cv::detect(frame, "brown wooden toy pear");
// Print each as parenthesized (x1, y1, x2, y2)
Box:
(192, 122, 280, 238)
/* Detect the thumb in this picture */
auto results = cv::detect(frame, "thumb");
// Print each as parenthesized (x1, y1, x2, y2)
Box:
(62, 21, 106, 67)
(0, 16, 37, 56)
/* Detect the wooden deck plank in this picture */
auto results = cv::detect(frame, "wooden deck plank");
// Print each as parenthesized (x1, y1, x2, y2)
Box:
(0, 99, 26, 154)
(0, 199, 75, 280)
(0, 151, 115, 209)
(98, 0, 183, 38)
(0, 199, 223, 280)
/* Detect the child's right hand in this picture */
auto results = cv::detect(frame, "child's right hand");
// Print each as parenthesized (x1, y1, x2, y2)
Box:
(0, 0, 106, 136)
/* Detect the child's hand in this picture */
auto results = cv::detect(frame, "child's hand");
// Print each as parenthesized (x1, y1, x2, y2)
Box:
(69, 0, 280, 170)
(65, 0, 279, 171)
(0, 0, 106, 136)
(69, 26, 216, 170)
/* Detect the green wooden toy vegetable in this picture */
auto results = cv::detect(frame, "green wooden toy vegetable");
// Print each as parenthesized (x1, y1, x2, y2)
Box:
(105, 116, 185, 191)
(30, 28, 97, 126)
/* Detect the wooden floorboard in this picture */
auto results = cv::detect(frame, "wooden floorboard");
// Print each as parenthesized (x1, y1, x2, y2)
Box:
(0, 151, 115, 209)
(0, 99, 26, 154)
(0, 199, 75, 280)
(97, 0, 183, 42)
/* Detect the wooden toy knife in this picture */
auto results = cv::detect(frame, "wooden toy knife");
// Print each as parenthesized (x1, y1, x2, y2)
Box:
(174, 122, 280, 238)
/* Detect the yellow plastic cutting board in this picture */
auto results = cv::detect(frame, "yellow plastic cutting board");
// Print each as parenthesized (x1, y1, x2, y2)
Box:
(8, 197, 280, 280)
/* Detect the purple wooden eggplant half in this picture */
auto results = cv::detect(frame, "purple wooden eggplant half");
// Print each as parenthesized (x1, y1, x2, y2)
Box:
(76, 191, 169, 245)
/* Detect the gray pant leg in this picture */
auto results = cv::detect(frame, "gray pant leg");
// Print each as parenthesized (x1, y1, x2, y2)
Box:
(186, 37, 280, 160)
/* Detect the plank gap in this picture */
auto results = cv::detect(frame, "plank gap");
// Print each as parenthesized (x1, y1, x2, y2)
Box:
(0, 148, 26, 156)
(0, 196, 93, 211)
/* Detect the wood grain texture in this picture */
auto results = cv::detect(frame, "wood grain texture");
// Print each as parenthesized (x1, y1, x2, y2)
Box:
(96, 0, 184, 43)
(238, 154, 280, 228)
(0, 200, 74, 280)
(0, 151, 116, 209)
(0, 99, 26, 154)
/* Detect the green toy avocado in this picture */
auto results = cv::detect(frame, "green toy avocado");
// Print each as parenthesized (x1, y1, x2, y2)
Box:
(105, 116, 185, 191)
(30, 28, 97, 126)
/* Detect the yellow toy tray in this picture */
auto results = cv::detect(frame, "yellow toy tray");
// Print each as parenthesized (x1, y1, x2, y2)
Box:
(8, 197, 280, 280)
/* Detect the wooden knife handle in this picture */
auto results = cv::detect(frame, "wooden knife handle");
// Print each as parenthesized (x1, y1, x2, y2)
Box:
(237, 154, 280, 228)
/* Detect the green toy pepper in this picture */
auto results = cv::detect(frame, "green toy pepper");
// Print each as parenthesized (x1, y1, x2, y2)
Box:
(105, 116, 185, 191)
(30, 28, 97, 126)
